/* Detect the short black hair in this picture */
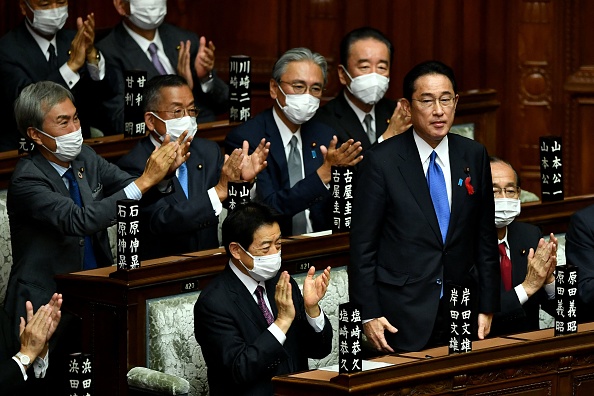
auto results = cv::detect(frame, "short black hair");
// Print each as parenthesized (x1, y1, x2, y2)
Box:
(489, 156, 521, 187)
(339, 26, 394, 67)
(403, 60, 457, 101)
(222, 202, 280, 257)
(143, 74, 189, 112)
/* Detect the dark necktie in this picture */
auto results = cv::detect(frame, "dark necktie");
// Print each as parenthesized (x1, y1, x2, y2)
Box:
(363, 113, 375, 143)
(255, 286, 274, 326)
(499, 243, 513, 291)
(148, 43, 167, 75)
(48, 43, 58, 69)
(63, 169, 98, 270)
(177, 163, 189, 198)
(288, 136, 307, 235)
(427, 151, 450, 243)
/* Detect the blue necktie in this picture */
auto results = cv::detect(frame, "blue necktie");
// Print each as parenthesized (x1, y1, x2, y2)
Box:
(148, 43, 167, 75)
(177, 163, 189, 198)
(63, 169, 98, 270)
(427, 151, 450, 243)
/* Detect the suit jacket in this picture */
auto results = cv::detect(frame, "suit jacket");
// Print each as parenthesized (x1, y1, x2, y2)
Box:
(194, 264, 333, 396)
(117, 136, 222, 259)
(349, 129, 500, 351)
(566, 204, 594, 322)
(5, 146, 134, 325)
(0, 22, 116, 150)
(96, 22, 229, 134)
(490, 221, 554, 337)
(225, 109, 334, 236)
(313, 91, 396, 151)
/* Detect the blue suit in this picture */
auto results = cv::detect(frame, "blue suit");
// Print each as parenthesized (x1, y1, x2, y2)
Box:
(225, 109, 335, 236)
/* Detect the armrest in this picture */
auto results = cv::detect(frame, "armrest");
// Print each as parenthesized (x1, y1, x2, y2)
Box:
(127, 366, 190, 396)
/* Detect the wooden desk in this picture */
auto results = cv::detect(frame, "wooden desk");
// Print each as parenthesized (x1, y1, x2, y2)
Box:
(273, 325, 594, 395)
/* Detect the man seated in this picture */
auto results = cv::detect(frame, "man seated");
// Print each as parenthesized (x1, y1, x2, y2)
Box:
(6, 80, 185, 327)
(313, 26, 411, 151)
(117, 75, 269, 259)
(489, 157, 557, 336)
(194, 202, 333, 396)
(1, 294, 62, 395)
(97, 0, 229, 133)
(225, 47, 363, 237)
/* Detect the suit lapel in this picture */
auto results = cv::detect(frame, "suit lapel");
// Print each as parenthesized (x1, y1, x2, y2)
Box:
(16, 24, 53, 79)
(335, 93, 371, 148)
(158, 24, 180, 71)
(447, 138, 471, 244)
(263, 110, 291, 188)
(300, 124, 325, 176)
(70, 158, 93, 205)
(116, 23, 160, 76)
(31, 151, 70, 197)
(508, 223, 528, 285)
(223, 265, 272, 329)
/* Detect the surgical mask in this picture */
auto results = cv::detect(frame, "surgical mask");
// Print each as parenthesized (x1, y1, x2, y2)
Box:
(276, 86, 320, 125)
(128, 0, 167, 30)
(341, 65, 390, 105)
(25, 1, 68, 36)
(36, 127, 83, 163)
(238, 245, 282, 282)
(151, 113, 197, 143)
(494, 198, 521, 228)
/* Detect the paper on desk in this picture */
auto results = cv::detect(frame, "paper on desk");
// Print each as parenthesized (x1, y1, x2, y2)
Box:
(318, 360, 394, 372)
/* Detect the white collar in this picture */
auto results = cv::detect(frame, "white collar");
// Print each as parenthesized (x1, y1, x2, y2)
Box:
(25, 21, 58, 60)
(413, 130, 449, 167)
(229, 259, 264, 295)
(272, 107, 302, 150)
(122, 22, 165, 57)
(342, 90, 375, 124)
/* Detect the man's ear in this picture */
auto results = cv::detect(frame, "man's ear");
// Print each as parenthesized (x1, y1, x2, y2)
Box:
(229, 242, 242, 260)
(400, 98, 411, 114)
(27, 127, 43, 146)
(113, 0, 129, 17)
(269, 79, 279, 100)
(337, 64, 349, 86)
(144, 112, 156, 131)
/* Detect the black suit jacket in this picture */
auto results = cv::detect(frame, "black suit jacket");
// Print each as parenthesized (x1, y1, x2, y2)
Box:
(117, 136, 222, 259)
(96, 22, 229, 134)
(566, 204, 594, 322)
(313, 91, 396, 151)
(0, 22, 116, 149)
(490, 221, 554, 337)
(0, 307, 25, 393)
(349, 129, 500, 351)
(194, 264, 333, 396)
(225, 108, 335, 236)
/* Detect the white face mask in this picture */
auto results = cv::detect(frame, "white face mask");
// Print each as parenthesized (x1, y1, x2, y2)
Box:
(25, 2, 68, 36)
(276, 85, 320, 125)
(238, 245, 282, 282)
(128, 0, 167, 30)
(494, 198, 521, 228)
(36, 127, 83, 163)
(341, 65, 390, 105)
(151, 113, 197, 143)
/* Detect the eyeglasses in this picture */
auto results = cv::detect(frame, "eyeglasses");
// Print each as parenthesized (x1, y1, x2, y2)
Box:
(279, 81, 323, 97)
(493, 187, 520, 198)
(412, 97, 456, 109)
(153, 107, 199, 119)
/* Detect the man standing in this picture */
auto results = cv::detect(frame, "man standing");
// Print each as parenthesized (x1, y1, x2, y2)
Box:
(118, 74, 269, 259)
(194, 202, 333, 396)
(489, 157, 557, 336)
(97, 0, 229, 133)
(350, 61, 500, 353)
(225, 47, 363, 237)
(313, 27, 411, 151)
(6, 81, 184, 326)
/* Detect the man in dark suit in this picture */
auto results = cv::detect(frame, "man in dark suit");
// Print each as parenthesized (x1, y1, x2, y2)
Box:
(565, 204, 594, 323)
(0, 1, 114, 150)
(6, 81, 186, 328)
(97, 0, 229, 134)
(313, 27, 411, 151)
(0, 294, 62, 395)
(118, 74, 269, 259)
(350, 61, 500, 353)
(489, 157, 557, 337)
(194, 202, 333, 396)
(225, 47, 363, 237)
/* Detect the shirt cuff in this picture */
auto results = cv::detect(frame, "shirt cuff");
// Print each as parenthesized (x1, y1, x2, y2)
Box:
(377, 134, 385, 143)
(208, 187, 223, 216)
(86, 52, 106, 81)
(33, 351, 49, 378)
(268, 323, 287, 345)
(306, 307, 326, 332)
(515, 284, 529, 305)
(544, 279, 556, 299)
(200, 77, 214, 93)
(125, 182, 142, 200)
(11, 356, 28, 381)
(60, 63, 80, 89)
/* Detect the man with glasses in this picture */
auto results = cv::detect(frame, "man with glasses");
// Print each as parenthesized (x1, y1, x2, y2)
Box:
(489, 157, 557, 336)
(225, 47, 363, 237)
(118, 75, 269, 259)
(350, 60, 500, 353)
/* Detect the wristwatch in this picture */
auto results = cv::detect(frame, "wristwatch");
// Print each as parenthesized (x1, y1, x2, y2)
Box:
(16, 352, 31, 369)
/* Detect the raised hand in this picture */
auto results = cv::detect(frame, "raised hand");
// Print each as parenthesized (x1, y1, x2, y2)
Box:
(214, 148, 244, 201)
(135, 136, 180, 193)
(302, 266, 331, 318)
(177, 40, 194, 89)
(317, 136, 363, 183)
(240, 138, 270, 182)
(274, 271, 295, 333)
(194, 36, 216, 80)
(381, 99, 412, 141)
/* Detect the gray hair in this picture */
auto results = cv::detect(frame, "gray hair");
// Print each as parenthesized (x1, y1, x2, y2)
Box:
(271, 47, 328, 85)
(14, 81, 74, 137)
